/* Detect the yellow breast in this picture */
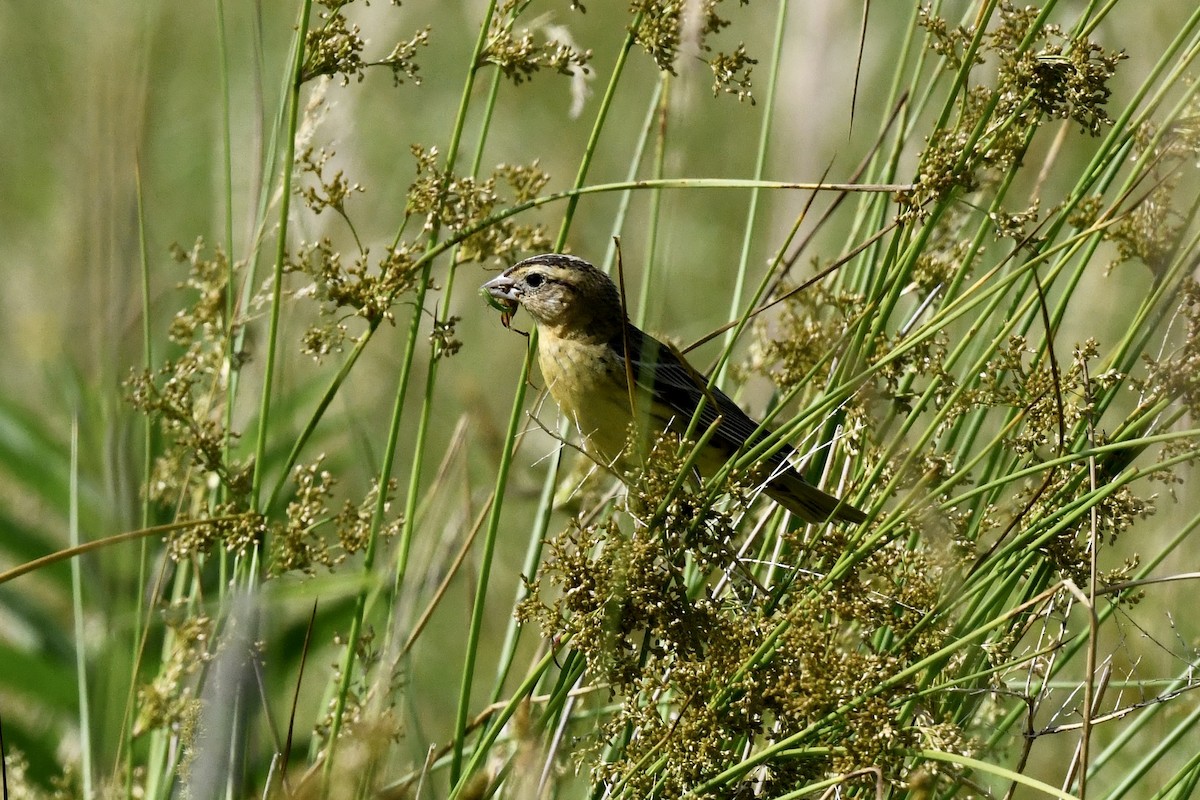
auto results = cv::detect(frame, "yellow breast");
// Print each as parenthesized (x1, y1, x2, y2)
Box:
(537, 334, 638, 469)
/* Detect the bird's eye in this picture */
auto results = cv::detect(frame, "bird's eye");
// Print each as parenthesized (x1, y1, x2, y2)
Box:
(525, 273, 545, 289)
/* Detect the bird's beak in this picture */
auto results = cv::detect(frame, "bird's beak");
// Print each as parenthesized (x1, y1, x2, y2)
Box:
(481, 272, 520, 303)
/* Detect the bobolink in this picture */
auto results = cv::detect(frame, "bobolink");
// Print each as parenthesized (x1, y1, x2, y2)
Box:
(482, 253, 865, 524)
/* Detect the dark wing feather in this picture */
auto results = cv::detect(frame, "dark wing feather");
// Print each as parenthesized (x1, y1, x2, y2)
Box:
(611, 323, 867, 524)
(613, 325, 788, 465)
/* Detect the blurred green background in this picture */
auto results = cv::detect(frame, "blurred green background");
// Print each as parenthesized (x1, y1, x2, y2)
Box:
(1, 0, 1198, 793)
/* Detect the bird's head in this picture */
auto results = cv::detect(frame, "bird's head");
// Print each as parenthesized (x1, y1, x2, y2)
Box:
(482, 253, 622, 337)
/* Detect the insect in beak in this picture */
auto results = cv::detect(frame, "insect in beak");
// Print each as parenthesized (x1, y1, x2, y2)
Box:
(481, 273, 526, 335)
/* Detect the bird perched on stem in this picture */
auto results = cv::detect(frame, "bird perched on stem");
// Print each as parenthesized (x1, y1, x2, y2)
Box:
(482, 253, 865, 524)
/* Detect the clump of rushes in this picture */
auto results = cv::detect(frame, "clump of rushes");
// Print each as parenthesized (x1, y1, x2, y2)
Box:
(904, 2, 1125, 216)
(133, 607, 213, 736)
(119, 0, 573, 790)
(288, 141, 551, 358)
(519, 2, 1200, 797)
(521, 432, 959, 795)
(482, 0, 593, 84)
(126, 240, 265, 559)
(631, 0, 760, 101)
(269, 458, 402, 575)
(301, 1, 430, 85)
(64, 0, 1200, 797)
(403, 145, 552, 263)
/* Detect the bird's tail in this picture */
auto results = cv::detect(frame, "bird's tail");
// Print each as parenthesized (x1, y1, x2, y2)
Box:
(763, 467, 866, 524)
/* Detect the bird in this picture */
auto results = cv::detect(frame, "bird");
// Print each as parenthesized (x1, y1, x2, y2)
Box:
(481, 253, 866, 524)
